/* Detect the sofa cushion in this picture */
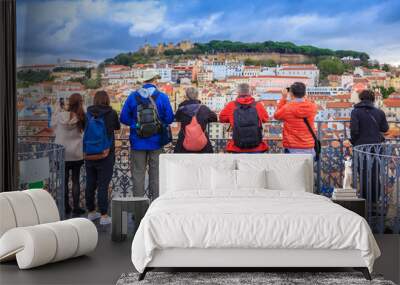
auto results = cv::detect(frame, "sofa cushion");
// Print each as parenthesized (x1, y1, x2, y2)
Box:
(0, 197, 17, 238)
(0, 192, 39, 227)
(23, 189, 60, 224)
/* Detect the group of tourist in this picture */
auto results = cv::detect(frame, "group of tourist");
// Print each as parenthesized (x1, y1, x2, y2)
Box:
(53, 73, 389, 224)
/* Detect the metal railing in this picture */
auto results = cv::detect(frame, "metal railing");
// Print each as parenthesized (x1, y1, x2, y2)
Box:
(19, 120, 399, 197)
(18, 120, 400, 233)
(17, 142, 65, 219)
(353, 143, 400, 234)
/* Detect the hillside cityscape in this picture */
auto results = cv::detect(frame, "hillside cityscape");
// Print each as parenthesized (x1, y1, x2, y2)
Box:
(17, 40, 400, 142)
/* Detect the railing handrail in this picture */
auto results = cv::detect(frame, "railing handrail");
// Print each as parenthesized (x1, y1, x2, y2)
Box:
(353, 143, 400, 159)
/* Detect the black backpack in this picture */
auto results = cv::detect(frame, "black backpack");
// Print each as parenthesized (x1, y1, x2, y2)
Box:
(232, 102, 262, 148)
(136, 94, 161, 138)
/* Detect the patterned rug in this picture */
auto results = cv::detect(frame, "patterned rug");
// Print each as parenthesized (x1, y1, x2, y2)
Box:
(116, 271, 395, 285)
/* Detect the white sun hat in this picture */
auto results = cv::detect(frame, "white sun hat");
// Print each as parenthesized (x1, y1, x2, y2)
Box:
(141, 70, 161, 83)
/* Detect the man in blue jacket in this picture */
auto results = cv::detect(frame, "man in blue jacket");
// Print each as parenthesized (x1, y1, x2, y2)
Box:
(120, 73, 174, 200)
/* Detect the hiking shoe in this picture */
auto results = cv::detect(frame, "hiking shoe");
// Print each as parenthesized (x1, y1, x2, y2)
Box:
(87, 212, 101, 221)
(100, 215, 112, 225)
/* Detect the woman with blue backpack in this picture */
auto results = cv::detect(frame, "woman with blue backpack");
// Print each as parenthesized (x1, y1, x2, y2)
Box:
(83, 90, 120, 225)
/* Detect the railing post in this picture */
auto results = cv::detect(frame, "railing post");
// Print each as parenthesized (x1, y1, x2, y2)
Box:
(316, 122, 322, 193)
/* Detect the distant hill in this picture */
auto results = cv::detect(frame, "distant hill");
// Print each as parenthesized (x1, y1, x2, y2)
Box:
(103, 40, 369, 67)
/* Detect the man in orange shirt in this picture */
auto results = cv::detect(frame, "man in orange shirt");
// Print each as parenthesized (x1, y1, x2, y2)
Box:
(220, 83, 269, 153)
(274, 82, 318, 156)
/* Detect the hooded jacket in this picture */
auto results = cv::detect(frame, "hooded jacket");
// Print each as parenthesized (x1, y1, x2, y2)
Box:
(219, 95, 269, 153)
(86, 104, 120, 155)
(53, 110, 85, 161)
(350, 100, 389, 146)
(120, 84, 174, 151)
(274, 98, 318, 149)
(174, 99, 218, 153)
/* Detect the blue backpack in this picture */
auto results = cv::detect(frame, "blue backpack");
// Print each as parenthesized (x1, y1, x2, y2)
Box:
(83, 112, 112, 159)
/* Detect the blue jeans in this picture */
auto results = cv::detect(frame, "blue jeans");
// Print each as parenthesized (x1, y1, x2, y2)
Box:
(85, 154, 114, 215)
(284, 148, 315, 157)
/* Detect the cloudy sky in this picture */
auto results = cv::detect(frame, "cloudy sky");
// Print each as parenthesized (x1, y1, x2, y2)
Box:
(17, 0, 400, 66)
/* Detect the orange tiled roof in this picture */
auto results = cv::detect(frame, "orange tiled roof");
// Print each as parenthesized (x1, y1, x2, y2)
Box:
(366, 76, 387, 80)
(281, 64, 316, 67)
(105, 65, 127, 69)
(280, 67, 318, 71)
(228, 75, 309, 80)
(383, 99, 400, 108)
(336, 93, 351, 100)
(326, 101, 353, 109)
(354, 78, 369, 83)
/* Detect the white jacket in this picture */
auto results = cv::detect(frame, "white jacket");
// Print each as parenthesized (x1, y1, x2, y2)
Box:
(52, 110, 83, 161)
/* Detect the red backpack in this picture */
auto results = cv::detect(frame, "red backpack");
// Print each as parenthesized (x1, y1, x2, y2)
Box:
(183, 106, 208, 151)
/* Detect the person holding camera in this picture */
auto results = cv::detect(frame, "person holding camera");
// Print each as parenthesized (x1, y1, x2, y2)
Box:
(274, 82, 318, 158)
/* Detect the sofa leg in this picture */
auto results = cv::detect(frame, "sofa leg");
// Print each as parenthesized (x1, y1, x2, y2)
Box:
(354, 267, 371, 280)
(138, 268, 148, 281)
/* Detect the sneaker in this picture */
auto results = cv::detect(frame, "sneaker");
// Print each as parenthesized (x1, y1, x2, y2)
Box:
(87, 212, 101, 221)
(100, 215, 112, 225)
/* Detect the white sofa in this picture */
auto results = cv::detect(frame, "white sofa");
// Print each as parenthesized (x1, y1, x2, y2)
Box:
(0, 189, 98, 269)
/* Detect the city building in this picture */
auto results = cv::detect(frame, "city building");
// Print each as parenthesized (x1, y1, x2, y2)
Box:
(307, 87, 349, 96)
(197, 70, 213, 83)
(277, 64, 320, 86)
(243, 66, 261, 77)
(354, 67, 387, 78)
(341, 56, 362, 65)
(390, 77, 400, 91)
(156, 65, 172, 83)
(226, 61, 244, 77)
(177, 40, 194, 52)
(260, 67, 277, 76)
(382, 92, 400, 120)
(53, 82, 85, 101)
(204, 61, 227, 80)
(59, 59, 97, 69)
(341, 74, 354, 89)
(325, 101, 353, 119)
(171, 66, 193, 83)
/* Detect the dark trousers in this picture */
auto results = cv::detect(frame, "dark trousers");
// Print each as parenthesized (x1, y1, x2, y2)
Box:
(85, 154, 114, 215)
(65, 160, 84, 212)
(359, 156, 381, 206)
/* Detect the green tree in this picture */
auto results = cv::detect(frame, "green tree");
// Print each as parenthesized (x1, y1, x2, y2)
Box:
(317, 58, 346, 79)
(378, 86, 396, 99)
(244, 58, 257, 66)
(382, 64, 390, 72)
(164, 49, 184, 56)
(17, 70, 54, 84)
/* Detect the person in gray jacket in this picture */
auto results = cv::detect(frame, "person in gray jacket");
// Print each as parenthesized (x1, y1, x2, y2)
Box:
(52, 93, 86, 216)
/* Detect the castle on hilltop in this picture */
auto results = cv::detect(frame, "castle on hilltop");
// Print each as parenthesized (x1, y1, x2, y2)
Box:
(140, 40, 194, 55)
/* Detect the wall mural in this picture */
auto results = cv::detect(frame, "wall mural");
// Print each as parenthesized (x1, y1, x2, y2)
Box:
(16, 0, 400, 229)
